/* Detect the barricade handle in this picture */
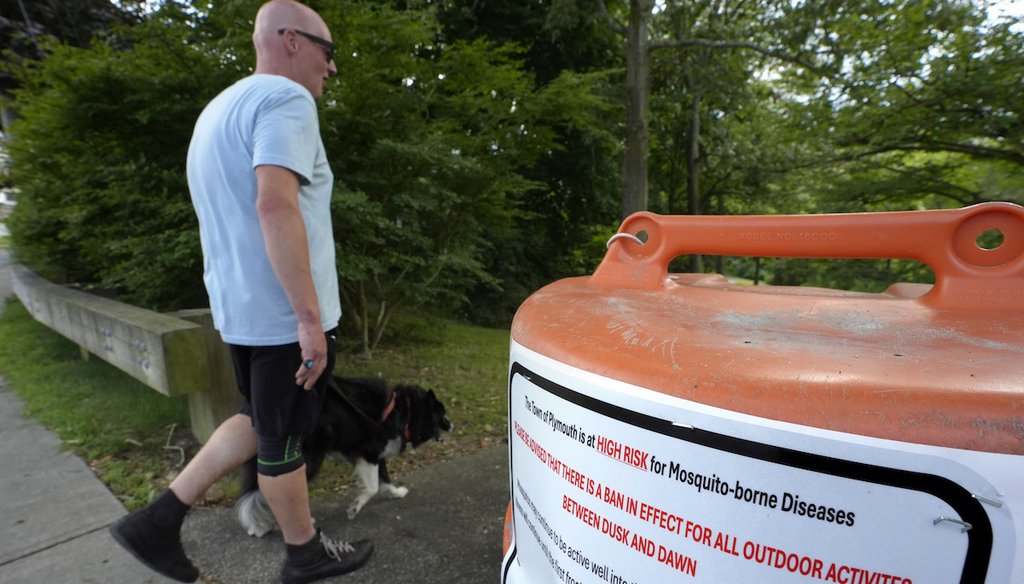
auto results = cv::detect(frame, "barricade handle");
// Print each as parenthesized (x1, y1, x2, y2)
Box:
(593, 202, 1024, 311)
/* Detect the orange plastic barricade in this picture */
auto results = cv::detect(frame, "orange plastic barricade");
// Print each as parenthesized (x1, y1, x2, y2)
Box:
(501, 203, 1023, 584)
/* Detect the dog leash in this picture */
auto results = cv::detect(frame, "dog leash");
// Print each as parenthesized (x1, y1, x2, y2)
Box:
(327, 377, 406, 441)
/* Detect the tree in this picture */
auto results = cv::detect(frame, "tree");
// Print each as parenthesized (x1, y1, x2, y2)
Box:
(595, 0, 1022, 216)
(320, 1, 617, 353)
(434, 0, 624, 324)
(6, 0, 617, 355)
(0, 0, 137, 129)
(809, 9, 1024, 208)
(7, 0, 1021, 339)
(593, 0, 830, 217)
(5, 4, 231, 308)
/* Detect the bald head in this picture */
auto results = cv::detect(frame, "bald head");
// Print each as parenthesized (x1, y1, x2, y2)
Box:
(254, 0, 327, 57)
(251, 0, 336, 97)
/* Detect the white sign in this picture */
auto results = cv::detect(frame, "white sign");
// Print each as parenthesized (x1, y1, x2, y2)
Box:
(502, 345, 1019, 584)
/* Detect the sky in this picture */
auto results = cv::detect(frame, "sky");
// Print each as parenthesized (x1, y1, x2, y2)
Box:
(990, 0, 1024, 31)
(992, 0, 1024, 16)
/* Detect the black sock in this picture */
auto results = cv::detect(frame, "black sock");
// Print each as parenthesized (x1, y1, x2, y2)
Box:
(285, 529, 322, 560)
(148, 489, 190, 529)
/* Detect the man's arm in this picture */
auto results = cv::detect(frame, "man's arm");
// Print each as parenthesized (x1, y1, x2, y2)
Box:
(254, 164, 326, 390)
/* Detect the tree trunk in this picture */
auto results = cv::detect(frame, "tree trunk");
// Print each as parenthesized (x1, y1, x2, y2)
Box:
(368, 300, 391, 354)
(342, 283, 374, 360)
(686, 90, 702, 272)
(715, 191, 725, 274)
(621, 0, 653, 218)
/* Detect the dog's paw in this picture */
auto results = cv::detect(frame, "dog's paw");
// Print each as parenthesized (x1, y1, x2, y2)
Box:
(246, 525, 273, 538)
(236, 490, 278, 538)
(347, 492, 374, 519)
(347, 498, 367, 519)
(380, 484, 409, 500)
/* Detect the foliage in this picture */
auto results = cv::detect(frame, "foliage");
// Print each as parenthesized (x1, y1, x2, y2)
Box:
(4, 0, 1024, 335)
(0, 0, 136, 64)
(768, 0, 1024, 211)
(4, 0, 620, 349)
(612, 0, 1024, 288)
(321, 5, 531, 351)
(432, 0, 624, 325)
(320, 1, 619, 350)
(4, 5, 231, 308)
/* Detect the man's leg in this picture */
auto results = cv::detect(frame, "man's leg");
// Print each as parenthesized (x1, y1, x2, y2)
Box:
(256, 440, 373, 584)
(110, 413, 256, 583)
(259, 465, 315, 544)
(170, 413, 257, 504)
(242, 329, 372, 583)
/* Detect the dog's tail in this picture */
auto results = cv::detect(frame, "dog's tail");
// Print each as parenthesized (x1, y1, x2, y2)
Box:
(235, 490, 277, 538)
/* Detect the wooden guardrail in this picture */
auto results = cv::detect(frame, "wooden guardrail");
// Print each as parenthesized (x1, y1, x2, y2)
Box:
(11, 264, 239, 443)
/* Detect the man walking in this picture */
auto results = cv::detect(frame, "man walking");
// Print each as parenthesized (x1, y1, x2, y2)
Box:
(110, 2, 372, 583)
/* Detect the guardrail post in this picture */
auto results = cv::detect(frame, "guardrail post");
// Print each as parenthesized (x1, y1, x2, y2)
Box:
(168, 309, 240, 444)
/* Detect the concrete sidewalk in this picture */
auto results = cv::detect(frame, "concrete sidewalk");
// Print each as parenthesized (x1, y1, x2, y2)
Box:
(181, 445, 508, 583)
(0, 247, 511, 583)
(0, 250, 180, 583)
(0, 389, 183, 584)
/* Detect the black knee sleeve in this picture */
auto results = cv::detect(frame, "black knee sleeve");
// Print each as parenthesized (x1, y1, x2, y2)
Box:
(256, 434, 305, 477)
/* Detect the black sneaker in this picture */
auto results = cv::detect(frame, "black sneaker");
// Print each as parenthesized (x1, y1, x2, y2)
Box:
(280, 530, 373, 584)
(109, 508, 199, 583)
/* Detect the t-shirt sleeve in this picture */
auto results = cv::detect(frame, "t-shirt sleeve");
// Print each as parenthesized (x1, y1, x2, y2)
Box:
(252, 88, 320, 185)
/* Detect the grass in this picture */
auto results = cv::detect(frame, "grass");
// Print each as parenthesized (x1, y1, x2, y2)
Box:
(0, 298, 193, 508)
(0, 297, 510, 509)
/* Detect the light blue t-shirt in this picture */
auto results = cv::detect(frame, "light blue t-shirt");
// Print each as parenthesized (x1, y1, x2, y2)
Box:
(186, 74, 340, 346)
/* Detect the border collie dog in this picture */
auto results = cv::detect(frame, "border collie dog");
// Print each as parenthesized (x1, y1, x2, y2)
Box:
(236, 376, 452, 537)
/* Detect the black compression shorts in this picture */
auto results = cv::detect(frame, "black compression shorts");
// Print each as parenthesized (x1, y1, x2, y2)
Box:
(229, 327, 338, 440)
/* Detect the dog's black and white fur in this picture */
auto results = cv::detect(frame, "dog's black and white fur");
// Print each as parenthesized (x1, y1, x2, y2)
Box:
(235, 375, 452, 537)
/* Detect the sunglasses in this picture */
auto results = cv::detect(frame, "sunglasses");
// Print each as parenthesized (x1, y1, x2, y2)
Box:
(277, 28, 335, 63)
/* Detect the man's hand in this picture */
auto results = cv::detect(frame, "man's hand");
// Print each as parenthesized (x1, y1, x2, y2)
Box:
(294, 321, 327, 390)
